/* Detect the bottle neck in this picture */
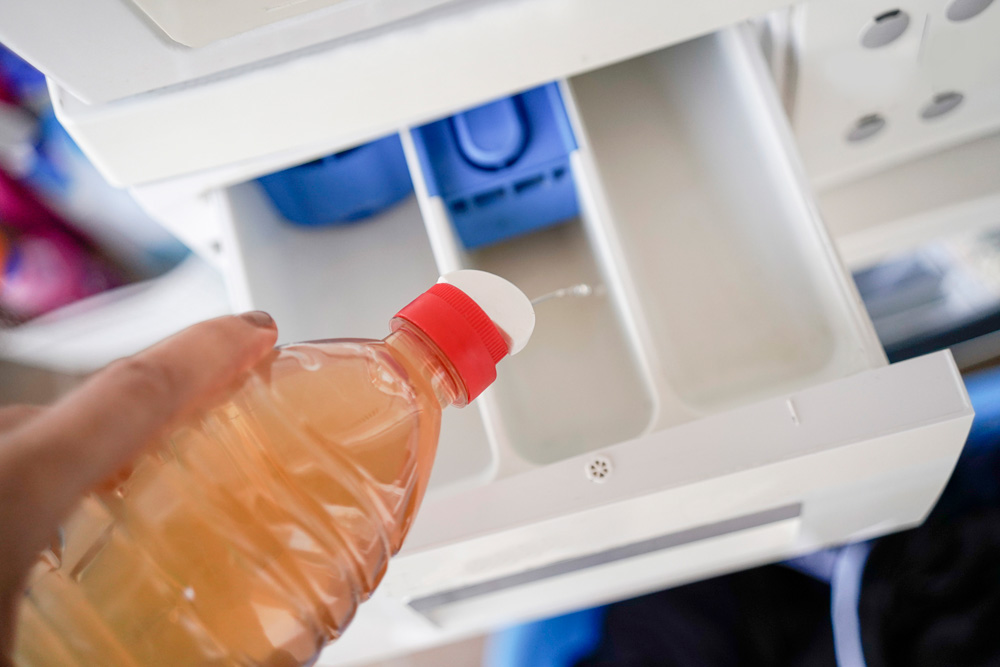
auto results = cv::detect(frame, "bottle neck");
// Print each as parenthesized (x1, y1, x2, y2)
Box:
(384, 322, 469, 409)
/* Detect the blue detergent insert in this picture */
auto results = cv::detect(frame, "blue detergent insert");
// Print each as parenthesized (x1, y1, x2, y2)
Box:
(257, 134, 412, 226)
(410, 83, 580, 249)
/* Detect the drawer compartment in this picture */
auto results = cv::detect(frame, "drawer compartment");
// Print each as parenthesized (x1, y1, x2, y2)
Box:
(565, 29, 884, 420)
(450, 220, 654, 467)
(204, 27, 969, 667)
(397, 28, 886, 476)
(217, 182, 494, 492)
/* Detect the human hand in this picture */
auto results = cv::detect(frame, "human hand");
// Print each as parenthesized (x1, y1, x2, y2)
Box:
(0, 312, 278, 663)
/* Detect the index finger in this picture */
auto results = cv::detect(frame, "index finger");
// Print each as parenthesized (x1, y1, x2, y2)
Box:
(7, 312, 278, 518)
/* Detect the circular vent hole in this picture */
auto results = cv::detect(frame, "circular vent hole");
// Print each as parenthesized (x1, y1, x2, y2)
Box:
(921, 91, 964, 120)
(947, 0, 994, 21)
(846, 114, 887, 143)
(860, 9, 910, 48)
(585, 456, 613, 483)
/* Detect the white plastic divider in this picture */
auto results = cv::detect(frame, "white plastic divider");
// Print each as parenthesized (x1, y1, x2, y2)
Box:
(399, 128, 529, 481)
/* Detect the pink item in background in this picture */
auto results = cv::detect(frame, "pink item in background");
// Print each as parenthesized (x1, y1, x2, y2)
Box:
(0, 165, 122, 320)
(0, 71, 15, 105)
(0, 167, 76, 237)
(0, 226, 118, 319)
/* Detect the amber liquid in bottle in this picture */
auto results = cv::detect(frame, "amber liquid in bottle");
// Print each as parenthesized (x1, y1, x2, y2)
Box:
(14, 324, 465, 667)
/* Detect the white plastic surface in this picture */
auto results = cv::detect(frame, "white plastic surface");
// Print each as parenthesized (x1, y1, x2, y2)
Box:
(818, 130, 1000, 267)
(126, 0, 454, 48)
(30, 0, 792, 185)
(0, 0, 462, 104)
(786, 0, 1000, 189)
(438, 270, 535, 355)
(322, 350, 971, 666)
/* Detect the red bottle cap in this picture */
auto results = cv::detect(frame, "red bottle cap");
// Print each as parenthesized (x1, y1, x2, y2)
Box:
(393, 282, 508, 401)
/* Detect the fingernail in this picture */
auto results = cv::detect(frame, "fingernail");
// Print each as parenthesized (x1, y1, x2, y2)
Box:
(240, 311, 276, 329)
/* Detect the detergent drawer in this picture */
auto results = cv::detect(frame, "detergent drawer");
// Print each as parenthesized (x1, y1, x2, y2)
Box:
(200, 27, 973, 665)
(3, 0, 794, 184)
(0, 7, 976, 664)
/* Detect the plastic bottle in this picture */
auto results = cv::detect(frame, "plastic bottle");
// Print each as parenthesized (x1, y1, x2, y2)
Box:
(13, 270, 535, 667)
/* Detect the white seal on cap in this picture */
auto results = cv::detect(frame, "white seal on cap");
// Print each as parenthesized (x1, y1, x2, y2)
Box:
(438, 270, 535, 355)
